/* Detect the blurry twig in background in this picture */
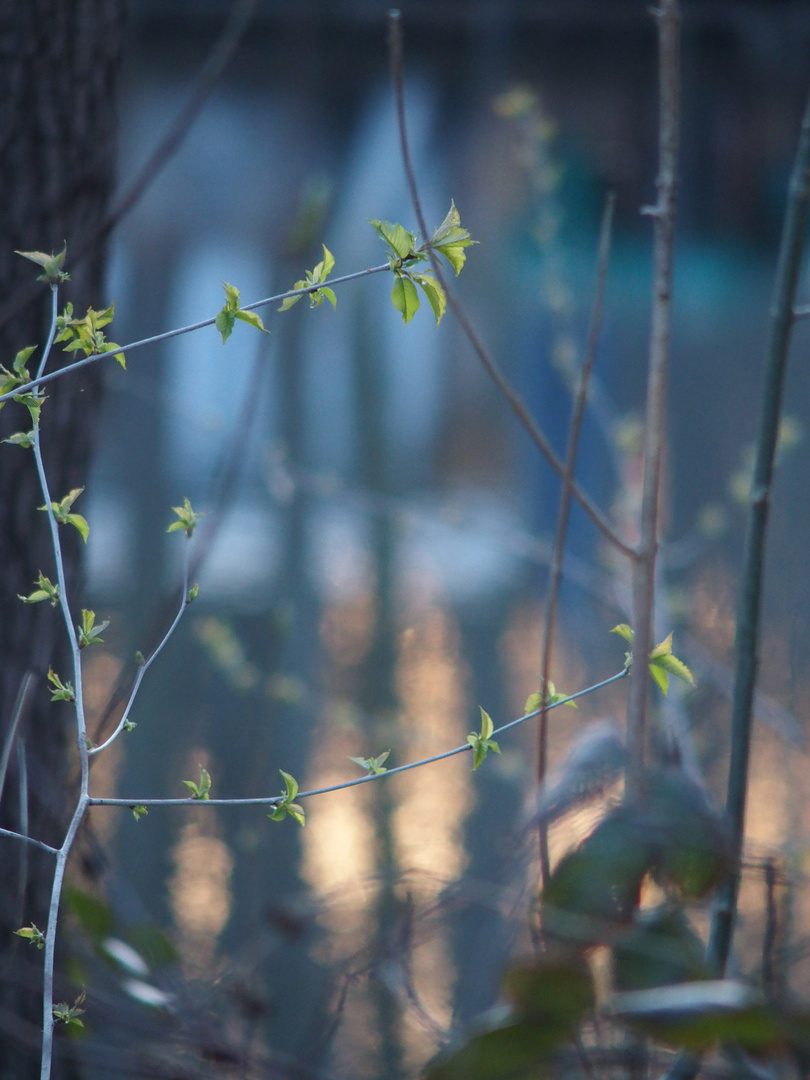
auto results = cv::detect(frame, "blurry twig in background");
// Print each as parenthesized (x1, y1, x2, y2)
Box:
(627, 0, 680, 796)
(387, 9, 633, 561)
(537, 192, 615, 887)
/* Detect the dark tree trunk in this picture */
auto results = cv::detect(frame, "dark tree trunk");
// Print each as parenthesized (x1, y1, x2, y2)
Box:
(0, 2, 124, 1075)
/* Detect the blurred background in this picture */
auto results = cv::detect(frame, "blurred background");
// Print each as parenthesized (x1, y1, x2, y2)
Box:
(69, 0, 810, 1075)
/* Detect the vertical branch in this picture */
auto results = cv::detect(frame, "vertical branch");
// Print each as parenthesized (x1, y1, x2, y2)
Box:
(707, 82, 810, 975)
(537, 192, 616, 886)
(627, 0, 680, 795)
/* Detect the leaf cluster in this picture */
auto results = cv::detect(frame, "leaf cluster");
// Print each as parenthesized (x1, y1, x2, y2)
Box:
(39, 487, 89, 543)
(0, 345, 45, 433)
(612, 624, 694, 695)
(467, 707, 501, 770)
(166, 496, 200, 538)
(16, 245, 69, 284)
(215, 282, 268, 343)
(370, 202, 475, 325)
(18, 571, 59, 607)
(53, 991, 86, 1028)
(349, 750, 390, 775)
(268, 770, 305, 826)
(55, 302, 125, 369)
(47, 668, 75, 702)
(278, 245, 337, 311)
(182, 766, 211, 800)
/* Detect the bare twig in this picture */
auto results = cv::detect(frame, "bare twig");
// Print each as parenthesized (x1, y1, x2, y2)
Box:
(387, 10, 633, 560)
(536, 192, 615, 886)
(707, 77, 810, 975)
(627, 0, 680, 795)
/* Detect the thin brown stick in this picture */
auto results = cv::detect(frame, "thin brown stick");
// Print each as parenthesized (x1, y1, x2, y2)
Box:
(536, 192, 616, 886)
(386, 10, 633, 561)
(626, 0, 680, 796)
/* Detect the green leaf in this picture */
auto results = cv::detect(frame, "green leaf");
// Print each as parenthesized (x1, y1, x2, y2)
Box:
(132, 805, 148, 821)
(504, 950, 595, 1025)
(182, 766, 211, 800)
(218, 281, 268, 340)
(16, 243, 69, 283)
(541, 806, 655, 943)
(606, 981, 785, 1054)
(268, 769, 306, 826)
(426, 1011, 571, 1080)
(613, 907, 712, 993)
(65, 513, 89, 543)
(370, 219, 416, 261)
(78, 608, 109, 648)
(611, 625, 694, 693)
(525, 678, 577, 714)
(167, 496, 200, 538)
(13, 391, 45, 426)
(391, 275, 421, 324)
(430, 202, 476, 275)
(14, 923, 46, 949)
(186, 583, 199, 604)
(53, 991, 86, 1028)
(215, 308, 236, 343)
(467, 707, 501, 770)
(350, 751, 390, 775)
(3, 430, 35, 448)
(47, 667, 75, 702)
(13, 346, 37, 377)
(18, 571, 59, 606)
(64, 886, 114, 942)
(234, 308, 268, 333)
(278, 283, 305, 312)
(411, 272, 446, 324)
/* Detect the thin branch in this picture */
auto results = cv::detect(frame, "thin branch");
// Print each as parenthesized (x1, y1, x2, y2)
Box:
(386, 9, 633, 561)
(663, 62, 810, 1080)
(707, 76, 810, 975)
(0, 263, 392, 406)
(0, 825, 57, 855)
(88, 669, 627, 810)
(0, 671, 34, 806)
(537, 192, 616, 886)
(89, 543, 191, 755)
(627, 0, 680, 796)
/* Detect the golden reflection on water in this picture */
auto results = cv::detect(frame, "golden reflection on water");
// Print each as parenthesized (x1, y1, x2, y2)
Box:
(300, 583, 473, 1072)
(167, 750, 234, 972)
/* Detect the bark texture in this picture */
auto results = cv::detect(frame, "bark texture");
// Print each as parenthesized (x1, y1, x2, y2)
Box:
(0, 2, 123, 1075)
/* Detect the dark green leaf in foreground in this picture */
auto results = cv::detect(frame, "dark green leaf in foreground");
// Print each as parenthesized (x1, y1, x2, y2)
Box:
(606, 981, 787, 1054)
(613, 906, 712, 993)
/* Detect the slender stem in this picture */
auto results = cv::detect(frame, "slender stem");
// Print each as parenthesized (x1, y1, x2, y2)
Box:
(89, 544, 191, 755)
(0, 826, 57, 854)
(0, 264, 392, 406)
(40, 795, 88, 1080)
(88, 670, 627, 809)
(537, 192, 616, 885)
(0, 671, 34, 805)
(707, 78, 810, 975)
(387, 10, 633, 561)
(627, 0, 680, 796)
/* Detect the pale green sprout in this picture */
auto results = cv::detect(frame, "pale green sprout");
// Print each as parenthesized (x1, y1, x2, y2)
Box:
(467, 707, 501, 770)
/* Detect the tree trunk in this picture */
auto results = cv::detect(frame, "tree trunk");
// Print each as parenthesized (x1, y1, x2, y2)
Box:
(0, 2, 123, 1075)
